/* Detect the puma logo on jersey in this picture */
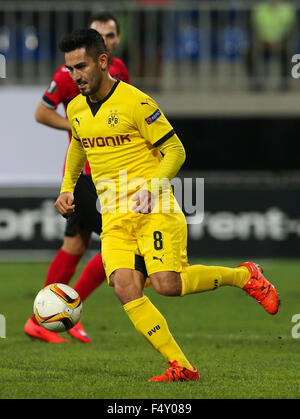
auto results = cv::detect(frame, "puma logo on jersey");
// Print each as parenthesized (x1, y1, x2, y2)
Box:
(153, 255, 164, 264)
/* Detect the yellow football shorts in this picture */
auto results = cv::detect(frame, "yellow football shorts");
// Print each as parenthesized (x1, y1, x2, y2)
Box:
(101, 211, 189, 285)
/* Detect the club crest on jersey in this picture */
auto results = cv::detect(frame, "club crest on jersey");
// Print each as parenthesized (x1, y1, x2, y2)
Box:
(145, 109, 161, 125)
(107, 110, 119, 128)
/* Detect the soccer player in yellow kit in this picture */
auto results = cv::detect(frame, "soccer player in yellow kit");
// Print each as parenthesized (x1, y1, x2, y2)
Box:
(55, 29, 279, 382)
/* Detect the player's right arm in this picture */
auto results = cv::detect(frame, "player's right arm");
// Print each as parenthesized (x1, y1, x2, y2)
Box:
(55, 102, 87, 216)
(55, 136, 87, 215)
(35, 102, 71, 131)
(55, 191, 75, 215)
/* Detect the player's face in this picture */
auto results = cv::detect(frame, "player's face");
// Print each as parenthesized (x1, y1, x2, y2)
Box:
(89, 19, 120, 56)
(65, 47, 108, 96)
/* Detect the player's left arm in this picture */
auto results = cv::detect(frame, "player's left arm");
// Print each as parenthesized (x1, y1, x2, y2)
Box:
(132, 134, 185, 214)
(132, 134, 185, 213)
(155, 134, 186, 180)
(132, 96, 187, 213)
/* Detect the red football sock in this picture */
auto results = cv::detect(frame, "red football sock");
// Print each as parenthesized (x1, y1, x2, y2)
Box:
(44, 248, 82, 287)
(73, 253, 106, 301)
(31, 249, 82, 325)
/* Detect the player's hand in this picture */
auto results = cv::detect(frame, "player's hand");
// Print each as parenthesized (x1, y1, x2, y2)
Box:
(132, 190, 154, 214)
(55, 192, 75, 215)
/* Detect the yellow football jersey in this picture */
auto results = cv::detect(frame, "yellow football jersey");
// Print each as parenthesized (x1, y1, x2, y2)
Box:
(62, 80, 177, 228)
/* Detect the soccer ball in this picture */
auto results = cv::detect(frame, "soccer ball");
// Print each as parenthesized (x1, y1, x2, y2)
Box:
(34, 283, 82, 333)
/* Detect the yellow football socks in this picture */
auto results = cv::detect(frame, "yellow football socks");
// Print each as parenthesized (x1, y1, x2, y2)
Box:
(124, 295, 193, 370)
(123, 267, 249, 368)
(180, 265, 249, 296)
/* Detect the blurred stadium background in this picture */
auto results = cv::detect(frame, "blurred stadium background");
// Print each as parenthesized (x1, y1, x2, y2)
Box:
(1, 0, 300, 261)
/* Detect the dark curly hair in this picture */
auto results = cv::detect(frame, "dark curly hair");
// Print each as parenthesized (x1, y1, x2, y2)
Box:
(59, 28, 108, 61)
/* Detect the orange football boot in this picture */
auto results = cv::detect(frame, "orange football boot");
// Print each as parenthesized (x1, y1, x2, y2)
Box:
(149, 361, 200, 382)
(24, 317, 70, 343)
(67, 320, 91, 343)
(238, 261, 279, 315)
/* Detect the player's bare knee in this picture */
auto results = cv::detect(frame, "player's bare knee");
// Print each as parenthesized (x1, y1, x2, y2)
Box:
(62, 232, 91, 255)
(150, 272, 181, 296)
(112, 269, 144, 305)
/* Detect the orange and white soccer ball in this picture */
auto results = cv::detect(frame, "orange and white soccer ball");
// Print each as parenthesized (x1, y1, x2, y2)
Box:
(34, 283, 82, 332)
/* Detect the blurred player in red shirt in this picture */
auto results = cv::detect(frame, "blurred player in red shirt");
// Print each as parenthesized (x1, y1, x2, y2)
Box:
(25, 13, 130, 343)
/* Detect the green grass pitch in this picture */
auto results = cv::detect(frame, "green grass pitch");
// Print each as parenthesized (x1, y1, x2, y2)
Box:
(0, 258, 300, 399)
